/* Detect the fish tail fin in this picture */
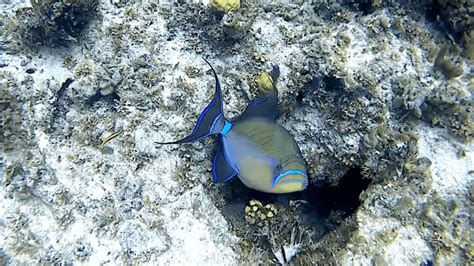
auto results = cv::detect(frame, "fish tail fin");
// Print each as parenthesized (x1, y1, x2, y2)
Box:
(157, 58, 225, 144)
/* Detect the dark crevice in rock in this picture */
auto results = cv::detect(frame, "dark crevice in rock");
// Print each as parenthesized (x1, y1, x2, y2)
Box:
(322, 75, 345, 93)
(219, 166, 371, 236)
(302, 166, 371, 218)
(48, 78, 74, 133)
(86, 91, 120, 109)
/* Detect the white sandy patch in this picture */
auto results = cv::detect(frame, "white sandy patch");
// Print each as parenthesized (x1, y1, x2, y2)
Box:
(417, 126, 473, 199)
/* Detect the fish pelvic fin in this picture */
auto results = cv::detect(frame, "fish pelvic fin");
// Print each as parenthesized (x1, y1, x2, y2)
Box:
(157, 59, 226, 145)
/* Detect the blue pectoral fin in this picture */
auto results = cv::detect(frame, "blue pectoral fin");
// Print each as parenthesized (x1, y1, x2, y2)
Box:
(157, 58, 224, 145)
(213, 147, 237, 183)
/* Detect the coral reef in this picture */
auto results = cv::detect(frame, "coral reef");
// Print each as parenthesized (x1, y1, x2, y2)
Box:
(434, 45, 464, 79)
(9, 0, 99, 49)
(0, 0, 472, 265)
(426, 0, 474, 58)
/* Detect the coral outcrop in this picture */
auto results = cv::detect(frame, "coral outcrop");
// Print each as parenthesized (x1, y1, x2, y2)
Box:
(0, 0, 472, 264)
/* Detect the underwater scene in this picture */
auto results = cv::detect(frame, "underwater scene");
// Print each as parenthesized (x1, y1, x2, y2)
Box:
(0, 0, 472, 264)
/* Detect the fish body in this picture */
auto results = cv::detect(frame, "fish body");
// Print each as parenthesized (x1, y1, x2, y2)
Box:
(158, 60, 308, 193)
(99, 130, 123, 150)
(222, 118, 307, 193)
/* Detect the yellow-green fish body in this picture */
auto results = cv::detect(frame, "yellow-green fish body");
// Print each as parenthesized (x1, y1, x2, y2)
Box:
(222, 118, 307, 193)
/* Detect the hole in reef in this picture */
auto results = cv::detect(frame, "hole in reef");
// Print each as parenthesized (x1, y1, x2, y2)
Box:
(357, 3, 376, 15)
(302, 167, 371, 218)
(86, 91, 120, 109)
(295, 75, 322, 105)
(218, 166, 371, 239)
(322, 75, 345, 92)
(425, 1, 442, 22)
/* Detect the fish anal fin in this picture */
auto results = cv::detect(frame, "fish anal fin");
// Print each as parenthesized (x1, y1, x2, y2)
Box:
(213, 146, 237, 183)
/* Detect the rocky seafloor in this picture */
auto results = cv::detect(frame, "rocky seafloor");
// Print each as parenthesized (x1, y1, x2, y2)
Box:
(0, 0, 472, 264)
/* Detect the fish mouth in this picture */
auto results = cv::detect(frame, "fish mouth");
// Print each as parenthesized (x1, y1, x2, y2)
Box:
(279, 179, 308, 189)
(272, 169, 308, 187)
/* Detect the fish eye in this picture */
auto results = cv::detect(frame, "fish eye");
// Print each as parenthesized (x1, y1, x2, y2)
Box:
(276, 163, 283, 170)
(273, 163, 283, 177)
(275, 162, 283, 172)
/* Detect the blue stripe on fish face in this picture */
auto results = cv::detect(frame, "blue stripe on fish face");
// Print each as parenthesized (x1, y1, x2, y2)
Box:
(272, 169, 308, 187)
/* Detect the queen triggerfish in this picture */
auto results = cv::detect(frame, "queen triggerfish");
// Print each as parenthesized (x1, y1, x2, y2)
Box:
(158, 59, 308, 193)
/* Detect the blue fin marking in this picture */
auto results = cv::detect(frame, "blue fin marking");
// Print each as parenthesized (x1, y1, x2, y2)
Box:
(220, 121, 233, 136)
(209, 114, 224, 135)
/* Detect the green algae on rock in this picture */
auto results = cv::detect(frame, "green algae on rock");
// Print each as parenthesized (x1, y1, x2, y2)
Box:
(434, 45, 464, 79)
(421, 81, 473, 142)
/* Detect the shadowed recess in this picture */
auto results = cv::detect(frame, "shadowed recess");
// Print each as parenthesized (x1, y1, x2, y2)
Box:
(48, 78, 74, 133)
(302, 167, 371, 218)
(219, 166, 372, 232)
(86, 91, 120, 109)
(322, 75, 345, 92)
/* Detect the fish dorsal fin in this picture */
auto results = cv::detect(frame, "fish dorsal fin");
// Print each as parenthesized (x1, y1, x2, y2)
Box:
(213, 142, 237, 183)
(235, 88, 278, 122)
